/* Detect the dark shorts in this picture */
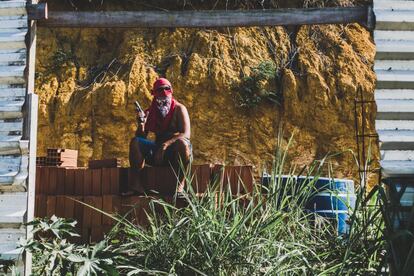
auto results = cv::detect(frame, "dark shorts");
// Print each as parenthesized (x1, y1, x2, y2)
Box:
(135, 137, 193, 165)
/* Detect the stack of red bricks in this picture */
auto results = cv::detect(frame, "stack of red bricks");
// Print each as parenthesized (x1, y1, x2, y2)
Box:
(34, 163, 254, 243)
(35, 166, 127, 242)
(36, 148, 78, 167)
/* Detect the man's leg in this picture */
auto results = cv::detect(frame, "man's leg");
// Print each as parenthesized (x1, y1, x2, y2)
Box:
(174, 138, 191, 166)
(129, 137, 145, 170)
(127, 138, 146, 194)
(170, 138, 192, 193)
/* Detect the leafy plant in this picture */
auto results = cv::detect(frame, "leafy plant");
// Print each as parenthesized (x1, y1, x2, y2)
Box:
(235, 61, 282, 109)
(21, 216, 123, 276)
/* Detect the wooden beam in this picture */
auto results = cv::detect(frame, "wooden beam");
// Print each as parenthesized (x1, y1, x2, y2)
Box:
(36, 6, 373, 28)
(26, 3, 48, 20)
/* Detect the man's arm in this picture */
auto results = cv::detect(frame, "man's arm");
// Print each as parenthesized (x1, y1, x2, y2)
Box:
(162, 105, 190, 148)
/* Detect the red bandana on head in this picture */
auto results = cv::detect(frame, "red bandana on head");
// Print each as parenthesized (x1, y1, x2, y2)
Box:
(145, 78, 176, 134)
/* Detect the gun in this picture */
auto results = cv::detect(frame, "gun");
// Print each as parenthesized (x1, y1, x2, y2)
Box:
(134, 100, 144, 114)
(134, 100, 146, 124)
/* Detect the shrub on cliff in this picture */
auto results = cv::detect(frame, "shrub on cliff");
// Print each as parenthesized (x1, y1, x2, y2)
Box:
(235, 61, 282, 109)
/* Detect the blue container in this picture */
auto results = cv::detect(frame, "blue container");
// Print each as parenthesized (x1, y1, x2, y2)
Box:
(262, 175, 356, 235)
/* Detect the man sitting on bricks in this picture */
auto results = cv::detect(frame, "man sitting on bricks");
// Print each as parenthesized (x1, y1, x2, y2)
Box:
(127, 78, 192, 194)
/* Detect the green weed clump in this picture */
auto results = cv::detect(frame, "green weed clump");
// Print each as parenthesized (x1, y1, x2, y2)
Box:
(19, 138, 390, 275)
(235, 61, 282, 109)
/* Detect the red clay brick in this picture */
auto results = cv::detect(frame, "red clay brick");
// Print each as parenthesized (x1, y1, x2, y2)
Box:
(109, 168, 120, 195)
(191, 164, 212, 193)
(107, 195, 121, 215)
(119, 168, 129, 193)
(122, 196, 141, 224)
(64, 197, 75, 220)
(143, 167, 156, 192)
(46, 196, 56, 217)
(161, 167, 178, 195)
(35, 167, 41, 195)
(228, 166, 240, 194)
(64, 168, 75, 195)
(55, 196, 66, 217)
(91, 197, 102, 226)
(41, 167, 50, 195)
(101, 168, 111, 195)
(82, 197, 94, 227)
(48, 167, 58, 195)
(81, 228, 90, 244)
(36, 195, 47, 218)
(102, 195, 112, 225)
(83, 169, 92, 196)
(138, 197, 152, 226)
(144, 167, 177, 195)
(73, 196, 83, 228)
(74, 169, 84, 196)
(212, 164, 225, 190)
(34, 195, 39, 217)
(91, 227, 104, 242)
(91, 169, 102, 196)
(88, 158, 120, 169)
(56, 168, 66, 195)
(239, 166, 254, 194)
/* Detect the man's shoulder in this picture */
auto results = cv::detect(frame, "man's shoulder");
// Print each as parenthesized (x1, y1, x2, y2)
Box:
(174, 101, 188, 112)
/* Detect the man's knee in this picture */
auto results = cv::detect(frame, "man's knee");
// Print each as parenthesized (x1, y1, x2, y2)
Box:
(129, 137, 144, 169)
(130, 138, 140, 153)
(174, 138, 191, 161)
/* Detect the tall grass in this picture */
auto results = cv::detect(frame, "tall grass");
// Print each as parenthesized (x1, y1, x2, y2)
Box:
(19, 137, 389, 275)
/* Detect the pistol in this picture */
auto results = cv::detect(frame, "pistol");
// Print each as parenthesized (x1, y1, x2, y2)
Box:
(134, 100, 144, 114)
(134, 100, 146, 123)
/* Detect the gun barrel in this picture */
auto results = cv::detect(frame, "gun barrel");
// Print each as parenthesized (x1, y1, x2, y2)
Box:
(134, 101, 144, 113)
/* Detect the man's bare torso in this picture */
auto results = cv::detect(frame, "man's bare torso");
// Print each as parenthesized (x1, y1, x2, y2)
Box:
(155, 101, 190, 144)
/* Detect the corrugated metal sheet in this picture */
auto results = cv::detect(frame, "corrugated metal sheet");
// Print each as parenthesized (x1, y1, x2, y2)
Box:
(374, 0, 414, 177)
(0, 193, 27, 226)
(0, 0, 29, 266)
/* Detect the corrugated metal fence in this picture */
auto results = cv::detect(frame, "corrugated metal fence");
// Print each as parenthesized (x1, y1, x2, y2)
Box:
(0, 0, 37, 274)
(374, 0, 414, 176)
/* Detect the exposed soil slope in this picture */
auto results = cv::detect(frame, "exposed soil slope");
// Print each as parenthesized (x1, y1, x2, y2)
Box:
(35, 1, 377, 181)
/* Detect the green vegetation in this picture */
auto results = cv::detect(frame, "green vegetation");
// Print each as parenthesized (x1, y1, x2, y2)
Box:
(12, 137, 413, 275)
(235, 61, 282, 109)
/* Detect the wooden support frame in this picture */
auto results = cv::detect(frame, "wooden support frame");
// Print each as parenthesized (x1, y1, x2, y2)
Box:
(24, 0, 39, 273)
(34, 6, 375, 29)
(26, 3, 47, 20)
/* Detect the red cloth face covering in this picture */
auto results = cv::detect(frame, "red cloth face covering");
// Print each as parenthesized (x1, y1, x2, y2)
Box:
(145, 78, 176, 134)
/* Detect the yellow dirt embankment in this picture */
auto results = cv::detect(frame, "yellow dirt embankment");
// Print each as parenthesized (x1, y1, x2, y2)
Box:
(35, 23, 377, 181)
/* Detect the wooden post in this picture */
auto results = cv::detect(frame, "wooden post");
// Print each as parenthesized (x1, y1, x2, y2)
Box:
(36, 7, 372, 29)
(26, 3, 47, 20)
(24, 0, 39, 273)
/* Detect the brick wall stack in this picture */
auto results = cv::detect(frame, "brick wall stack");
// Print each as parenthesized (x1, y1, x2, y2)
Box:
(34, 163, 254, 243)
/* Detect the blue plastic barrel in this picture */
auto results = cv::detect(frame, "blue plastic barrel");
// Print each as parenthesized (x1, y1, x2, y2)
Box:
(262, 175, 356, 235)
(300, 177, 356, 235)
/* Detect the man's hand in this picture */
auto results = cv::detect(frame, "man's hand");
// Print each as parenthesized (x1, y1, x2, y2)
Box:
(137, 110, 146, 124)
(154, 143, 169, 165)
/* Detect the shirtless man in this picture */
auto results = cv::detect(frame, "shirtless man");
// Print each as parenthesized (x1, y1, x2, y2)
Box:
(128, 78, 192, 193)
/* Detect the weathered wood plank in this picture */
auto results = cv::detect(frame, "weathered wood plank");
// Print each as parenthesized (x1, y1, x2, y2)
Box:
(37, 7, 372, 28)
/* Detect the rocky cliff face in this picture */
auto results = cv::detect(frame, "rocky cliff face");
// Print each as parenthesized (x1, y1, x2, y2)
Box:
(35, 1, 377, 182)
